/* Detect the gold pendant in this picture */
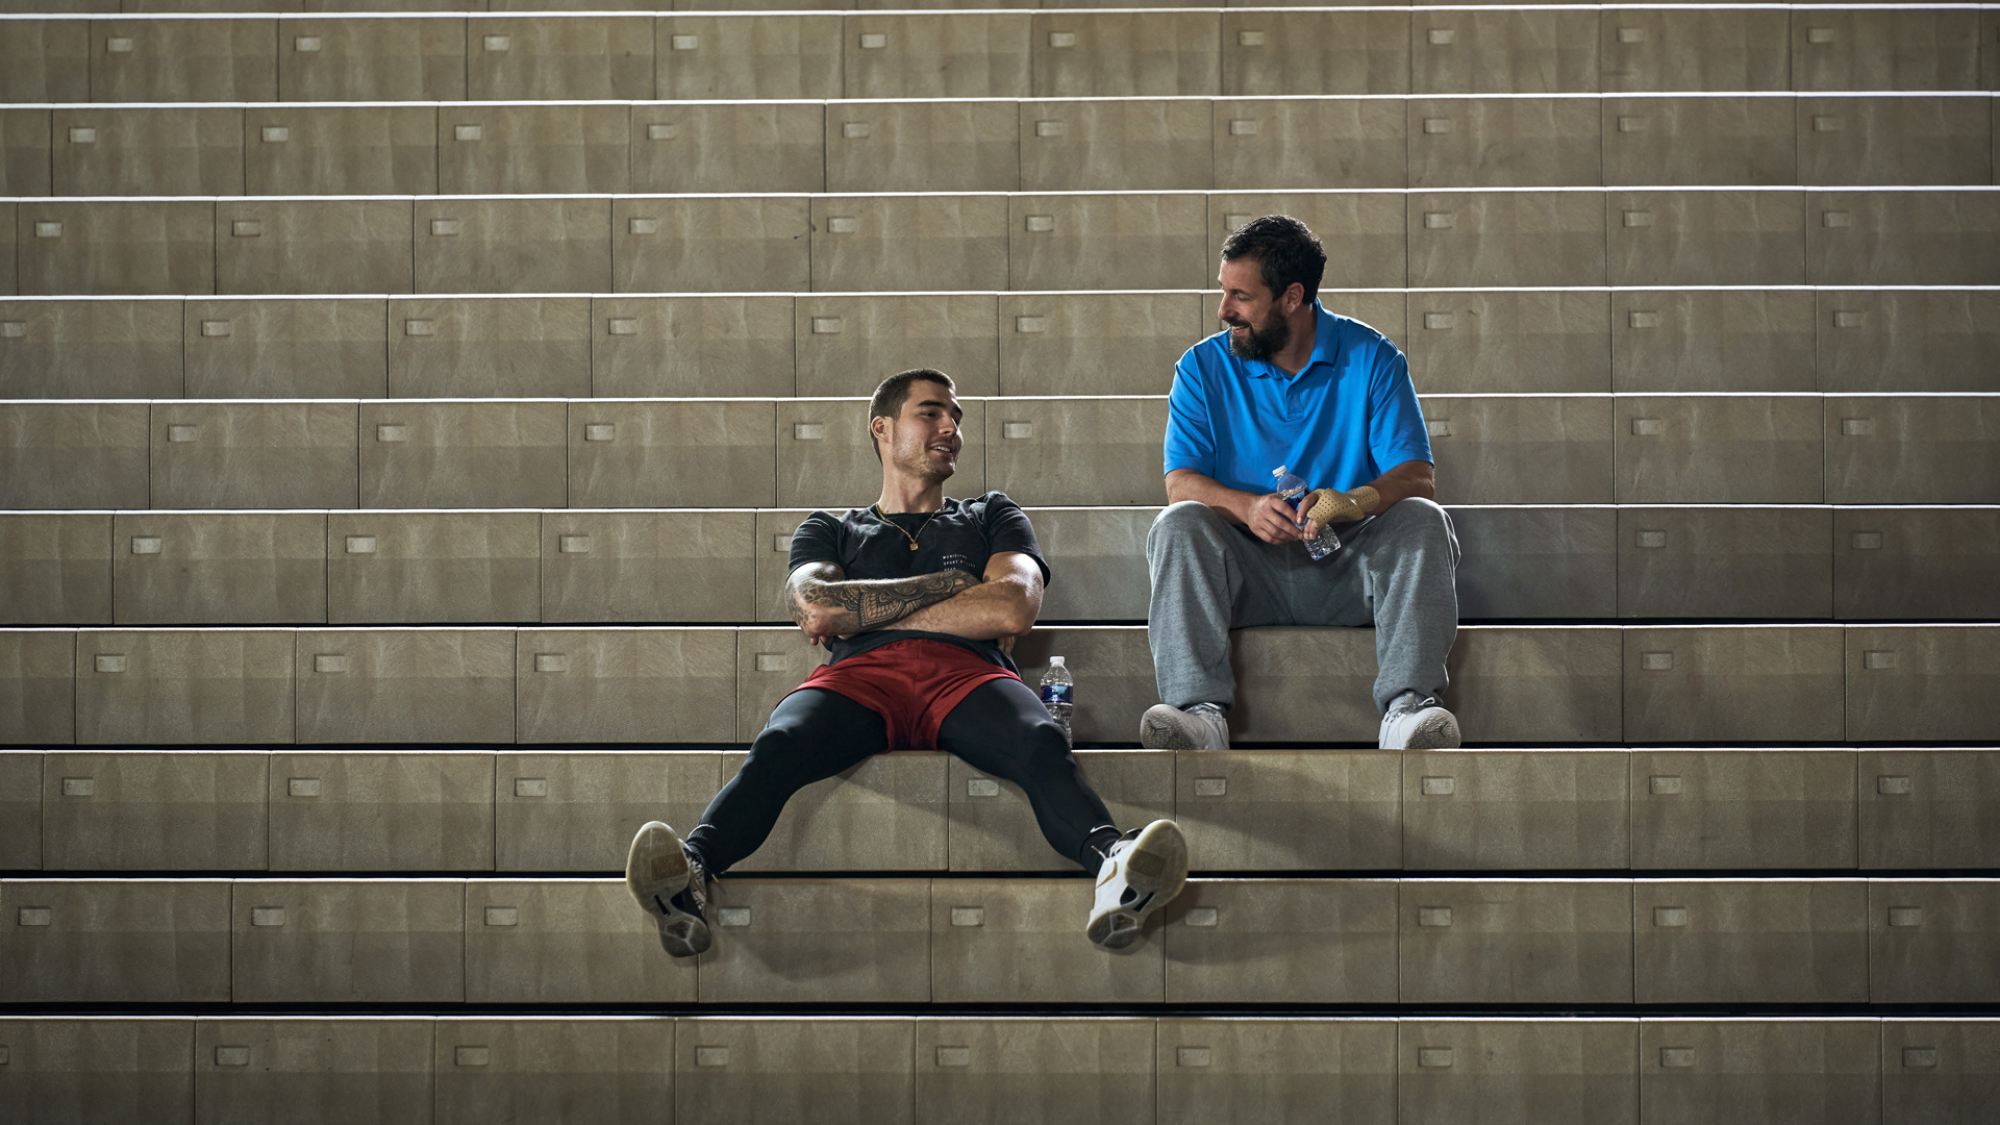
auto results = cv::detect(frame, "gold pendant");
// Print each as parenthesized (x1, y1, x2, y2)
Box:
(909, 542, 919, 551)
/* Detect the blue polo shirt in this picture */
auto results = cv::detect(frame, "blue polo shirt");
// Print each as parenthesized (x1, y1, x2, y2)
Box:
(1163, 301, 1432, 496)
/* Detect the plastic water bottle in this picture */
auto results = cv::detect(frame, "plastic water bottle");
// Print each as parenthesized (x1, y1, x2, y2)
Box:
(1271, 465, 1342, 561)
(1039, 656, 1074, 746)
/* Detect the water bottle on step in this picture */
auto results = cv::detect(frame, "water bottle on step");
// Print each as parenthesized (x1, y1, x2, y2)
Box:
(1039, 656, 1074, 746)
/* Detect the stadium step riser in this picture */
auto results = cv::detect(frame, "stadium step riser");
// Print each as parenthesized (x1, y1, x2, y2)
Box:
(0, 94, 1994, 198)
(3, 505, 2000, 626)
(0, 623, 1996, 745)
(2, 9, 1997, 103)
(0, 877, 1997, 1006)
(3, 748, 1999, 874)
(1, 395, 1996, 509)
(0, 1016, 1988, 1125)
(2, 191, 1999, 296)
(4, 290, 1998, 399)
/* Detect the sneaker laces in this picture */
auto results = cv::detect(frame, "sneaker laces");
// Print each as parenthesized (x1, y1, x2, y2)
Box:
(1093, 830, 1148, 906)
(1387, 691, 1439, 718)
(671, 850, 714, 920)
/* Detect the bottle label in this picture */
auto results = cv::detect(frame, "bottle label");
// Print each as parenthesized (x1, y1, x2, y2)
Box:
(1273, 468, 1307, 510)
(1040, 684, 1073, 706)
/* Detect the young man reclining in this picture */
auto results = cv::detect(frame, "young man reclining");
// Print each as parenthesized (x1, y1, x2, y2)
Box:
(625, 368, 1189, 955)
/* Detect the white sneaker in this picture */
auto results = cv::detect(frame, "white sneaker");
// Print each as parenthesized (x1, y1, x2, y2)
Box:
(1379, 692, 1462, 750)
(1087, 819, 1189, 951)
(625, 820, 713, 958)
(1139, 704, 1230, 751)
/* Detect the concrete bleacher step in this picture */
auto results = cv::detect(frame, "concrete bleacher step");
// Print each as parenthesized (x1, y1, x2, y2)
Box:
(5, 290, 1998, 399)
(1, 7, 1992, 102)
(7, 288, 1998, 400)
(0, 93, 1992, 198)
(2, 394, 1996, 508)
(0, 623, 1996, 745)
(5, 504, 2000, 626)
(3, 189, 1998, 296)
(5, 747, 2000, 874)
(2, 875, 1998, 1004)
(2, 1015, 1993, 1124)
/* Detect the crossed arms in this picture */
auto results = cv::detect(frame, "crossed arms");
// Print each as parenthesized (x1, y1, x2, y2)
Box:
(786, 552, 1045, 649)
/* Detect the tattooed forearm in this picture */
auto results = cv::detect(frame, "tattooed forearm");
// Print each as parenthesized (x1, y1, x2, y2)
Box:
(789, 566, 980, 635)
(822, 570, 980, 631)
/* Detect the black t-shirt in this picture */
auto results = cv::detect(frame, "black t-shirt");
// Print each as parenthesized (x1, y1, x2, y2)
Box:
(788, 491, 1051, 671)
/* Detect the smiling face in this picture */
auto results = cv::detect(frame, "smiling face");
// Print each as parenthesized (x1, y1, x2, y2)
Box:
(875, 379, 962, 485)
(1217, 255, 1301, 361)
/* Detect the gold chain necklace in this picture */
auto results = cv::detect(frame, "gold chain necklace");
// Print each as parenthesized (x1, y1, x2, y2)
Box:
(873, 503, 944, 552)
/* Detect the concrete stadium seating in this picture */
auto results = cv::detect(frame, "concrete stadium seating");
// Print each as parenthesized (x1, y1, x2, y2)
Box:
(5, 747, 2000, 873)
(0, 9, 1994, 101)
(7, 289, 1998, 397)
(6, 94, 1994, 198)
(0, 624, 1995, 744)
(5, 189, 1999, 295)
(0, 1015, 1993, 1124)
(2, 4, 1997, 1120)
(2, 876, 1998, 1005)
(5, 504, 2000, 624)
(2, 394, 1996, 509)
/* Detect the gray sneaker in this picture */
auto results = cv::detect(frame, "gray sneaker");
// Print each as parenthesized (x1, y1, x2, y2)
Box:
(1139, 703, 1230, 751)
(1379, 692, 1461, 750)
(625, 820, 713, 957)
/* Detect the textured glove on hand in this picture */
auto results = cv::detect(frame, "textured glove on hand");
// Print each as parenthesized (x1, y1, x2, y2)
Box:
(1306, 486, 1381, 525)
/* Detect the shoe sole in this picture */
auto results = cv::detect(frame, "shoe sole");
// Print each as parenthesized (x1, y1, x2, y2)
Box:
(1088, 820, 1190, 951)
(1140, 708, 1222, 751)
(1380, 707, 1462, 751)
(1401, 710, 1462, 750)
(625, 821, 710, 957)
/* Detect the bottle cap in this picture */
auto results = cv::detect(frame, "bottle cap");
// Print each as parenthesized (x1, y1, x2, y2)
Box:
(1271, 465, 1287, 477)
(1048, 656, 1065, 667)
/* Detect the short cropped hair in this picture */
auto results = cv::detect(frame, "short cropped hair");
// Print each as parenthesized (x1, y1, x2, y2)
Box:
(1220, 214, 1327, 304)
(868, 368, 956, 462)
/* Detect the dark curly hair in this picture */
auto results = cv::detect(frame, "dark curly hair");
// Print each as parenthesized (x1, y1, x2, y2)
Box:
(1220, 214, 1327, 304)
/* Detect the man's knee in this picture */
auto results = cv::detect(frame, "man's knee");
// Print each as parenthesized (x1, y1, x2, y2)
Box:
(1148, 499, 1229, 558)
(1017, 719, 1078, 779)
(1376, 496, 1458, 561)
(741, 721, 814, 781)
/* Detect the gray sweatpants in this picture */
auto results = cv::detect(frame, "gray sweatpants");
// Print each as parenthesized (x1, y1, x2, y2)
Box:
(1146, 497, 1461, 714)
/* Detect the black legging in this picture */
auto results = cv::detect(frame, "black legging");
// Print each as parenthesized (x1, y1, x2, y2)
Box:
(685, 678, 1121, 875)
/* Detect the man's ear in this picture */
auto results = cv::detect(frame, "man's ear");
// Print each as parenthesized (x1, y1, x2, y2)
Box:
(1283, 282, 1306, 315)
(870, 413, 891, 449)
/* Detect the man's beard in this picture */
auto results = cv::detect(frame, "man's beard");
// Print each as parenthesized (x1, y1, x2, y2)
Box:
(1225, 309, 1291, 360)
(897, 444, 956, 485)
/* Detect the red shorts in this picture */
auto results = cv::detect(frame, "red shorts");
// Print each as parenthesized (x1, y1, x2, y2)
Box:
(793, 639, 1020, 753)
